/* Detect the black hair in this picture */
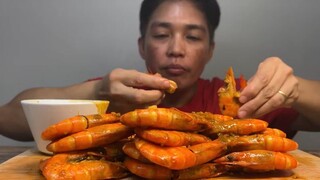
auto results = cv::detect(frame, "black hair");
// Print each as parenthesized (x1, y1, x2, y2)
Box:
(139, 0, 221, 42)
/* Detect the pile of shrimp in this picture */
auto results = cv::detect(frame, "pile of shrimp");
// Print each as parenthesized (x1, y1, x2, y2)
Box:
(119, 106, 298, 179)
(39, 113, 134, 180)
(39, 68, 299, 179)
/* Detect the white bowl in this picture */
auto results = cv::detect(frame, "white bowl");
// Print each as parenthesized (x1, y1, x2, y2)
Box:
(21, 99, 109, 154)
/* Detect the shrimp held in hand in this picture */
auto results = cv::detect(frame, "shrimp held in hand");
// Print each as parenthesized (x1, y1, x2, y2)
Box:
(167, 80, 178, 94)
(218, 67, 247, 117)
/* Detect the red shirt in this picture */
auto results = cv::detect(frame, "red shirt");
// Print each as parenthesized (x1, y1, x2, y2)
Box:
(159, 78, 299, 138)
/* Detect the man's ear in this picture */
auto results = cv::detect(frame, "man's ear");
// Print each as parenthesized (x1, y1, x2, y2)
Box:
(138, 37, 146, 60)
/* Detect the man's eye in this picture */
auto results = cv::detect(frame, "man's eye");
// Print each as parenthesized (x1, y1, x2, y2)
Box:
(153, 34, 168, 39)
(187, 35, 200, 41)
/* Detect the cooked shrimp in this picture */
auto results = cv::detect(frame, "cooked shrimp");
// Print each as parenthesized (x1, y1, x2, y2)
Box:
(42, 113, 120, 140)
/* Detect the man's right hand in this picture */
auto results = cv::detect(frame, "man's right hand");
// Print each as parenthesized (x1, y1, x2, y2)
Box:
(97, 68, 172, 113)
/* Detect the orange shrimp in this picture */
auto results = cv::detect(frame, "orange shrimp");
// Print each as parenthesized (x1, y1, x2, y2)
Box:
(175, 163, 228, 180)
(147, 71, 177, 94)
(122, 141, 151, 163)
(124, 157, 227, 180)
(214, 150, 298, 172)
(218, 67, 247, 117)
(42, 113, 120, 140)
(40, 151, 128, 180)
(204, 118, 268, 136)
(120, 107, 208, 131)
(220, 134, 298, 152)
(167, 80, 178, 94)
(261, 128, 287, 137)
(124, 157, 173, 179)
(135, 128, 211, 147)
(46, 122, 134, 153)
(134, 138, 227, 170)
(192, 112, 234, 123)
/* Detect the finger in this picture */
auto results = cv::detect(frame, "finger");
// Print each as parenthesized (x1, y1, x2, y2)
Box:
(239, 63, 289, 118)
(250, 75, 298, 117)
(122, 70, 171, 91)
(239, 60, 277, 104)
(116, 83, 165, 105)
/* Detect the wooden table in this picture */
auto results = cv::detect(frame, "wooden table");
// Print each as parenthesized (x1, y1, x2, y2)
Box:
(0, 146, 33, 164)
(1, 146, 320, 179)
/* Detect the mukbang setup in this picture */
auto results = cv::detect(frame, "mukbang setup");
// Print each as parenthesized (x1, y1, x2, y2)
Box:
(38, 68, 299, 179)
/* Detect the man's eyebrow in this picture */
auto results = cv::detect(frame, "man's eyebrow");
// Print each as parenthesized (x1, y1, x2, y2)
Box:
(186, 24, 206, 32)
(150, 21, 206, 32)
(150, 21, 171, 29)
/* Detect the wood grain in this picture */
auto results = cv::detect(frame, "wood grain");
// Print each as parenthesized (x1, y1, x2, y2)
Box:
(0, 149, 319, 179)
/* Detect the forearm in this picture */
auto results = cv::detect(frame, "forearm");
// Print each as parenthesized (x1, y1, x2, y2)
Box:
(292, 77, 320, 129)
(0, 102, 33, 141)
(0, 80, 101, 141)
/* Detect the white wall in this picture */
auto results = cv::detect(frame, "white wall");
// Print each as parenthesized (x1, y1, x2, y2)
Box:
(1, 0, 319, 149)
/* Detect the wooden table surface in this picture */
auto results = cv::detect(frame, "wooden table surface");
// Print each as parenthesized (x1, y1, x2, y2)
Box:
(1, 146, 320, 179)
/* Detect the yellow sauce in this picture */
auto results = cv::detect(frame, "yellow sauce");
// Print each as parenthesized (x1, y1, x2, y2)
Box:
(93, 100, 109, 114)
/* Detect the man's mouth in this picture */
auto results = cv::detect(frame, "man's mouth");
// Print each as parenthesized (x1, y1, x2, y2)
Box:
(164, 64, 186, 76)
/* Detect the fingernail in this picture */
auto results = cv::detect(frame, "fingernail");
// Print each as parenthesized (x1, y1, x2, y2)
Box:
(163, 80, 170, 86)
(238, 111, 247, 118)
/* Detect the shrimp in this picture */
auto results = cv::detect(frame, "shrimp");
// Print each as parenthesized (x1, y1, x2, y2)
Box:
(261, 128, 287, 137)
(124, 157, 227, 180)
(167, 80, 178, 94)
(218, 67, 247, 117)
(120, 107, 208, 131)
(214, 150, 298, 172)
(174, 163, 228, 180)
(122, 141, 151, 163)
(42, 113, 120, 140)
(204, 118, 268, 136)
(124, 157, 173, 180)
(220, 134, 298, 152)
(192, 112, 234, 123)
(39, 151, 128, 180)
(134, 138, 227, 170)
(46, 122, 134, 153)
(135, 128, 211, 147)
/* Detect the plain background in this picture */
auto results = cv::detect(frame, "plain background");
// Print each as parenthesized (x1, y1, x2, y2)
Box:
(0, 0, 319, 149)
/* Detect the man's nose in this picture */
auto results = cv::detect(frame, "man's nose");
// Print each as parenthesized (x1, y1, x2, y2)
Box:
(167, 36, 185, 57)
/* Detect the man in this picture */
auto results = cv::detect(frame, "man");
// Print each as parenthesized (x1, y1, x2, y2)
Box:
(1, 0, 320, 141)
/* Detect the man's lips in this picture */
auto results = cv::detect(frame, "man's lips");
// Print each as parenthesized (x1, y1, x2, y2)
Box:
(164, 64, 187, 76)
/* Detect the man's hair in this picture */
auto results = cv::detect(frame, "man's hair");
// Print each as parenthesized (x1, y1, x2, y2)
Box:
(139, 0, 221, 42)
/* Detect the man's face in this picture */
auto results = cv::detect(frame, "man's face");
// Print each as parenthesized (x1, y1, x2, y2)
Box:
(139, 0, 214, 90)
